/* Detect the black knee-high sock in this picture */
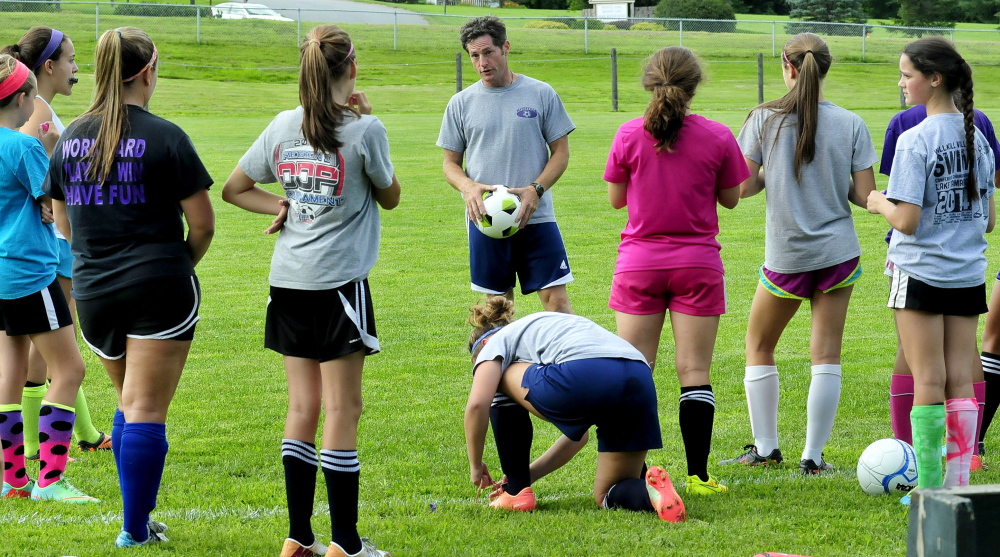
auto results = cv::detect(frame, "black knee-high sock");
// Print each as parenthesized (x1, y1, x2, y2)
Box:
(981, 352, 1000, 445)
(679, 385, 715, 482)
(282, 439, 318, 546)
(321, 450, 361, 555)
(604, 478, 654, 512)
(489, 394, 533, 495)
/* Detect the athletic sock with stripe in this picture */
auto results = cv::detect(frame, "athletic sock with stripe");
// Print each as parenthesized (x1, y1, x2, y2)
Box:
(679, 385, 714, 481)
(283, 439, 318, 546)
(322, 449, 361, 555)
(979, 351, 1000, 445)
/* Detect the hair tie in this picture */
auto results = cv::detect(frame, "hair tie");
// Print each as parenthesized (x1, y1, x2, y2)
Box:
(123, 44, 157, 83)
(470, 326, 503, 354)
(331, 43, 354, 69)
(663, 81, 673, 87)
(307, 38, 319, 45)
(805, 49, 813, 54)
(116, 29, 123, 38)
(32, 29, 64, 71)
(0, 59, 31, 100)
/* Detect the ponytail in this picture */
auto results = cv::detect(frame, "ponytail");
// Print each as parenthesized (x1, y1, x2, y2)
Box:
(642, 47, 701, 153)
(82, 27, 156, 184)
(751, 33, 832, 182)
(299, 25, 357, 157)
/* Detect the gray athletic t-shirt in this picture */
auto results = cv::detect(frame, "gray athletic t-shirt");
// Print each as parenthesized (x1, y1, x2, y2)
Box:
(737, 102, 878, 273)
(886, 113, 996, 288)
(239, 107, 394, 289)
(473, 312, 647, 374)
(437, 75, 575, 225)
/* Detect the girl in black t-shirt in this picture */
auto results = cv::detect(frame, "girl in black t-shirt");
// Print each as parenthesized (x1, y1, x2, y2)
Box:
(44, 27, 214, 547)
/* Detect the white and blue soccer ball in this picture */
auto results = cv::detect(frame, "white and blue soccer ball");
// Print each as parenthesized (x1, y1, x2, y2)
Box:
(856, 438, 918, 495)
(476, 186, 521, 239)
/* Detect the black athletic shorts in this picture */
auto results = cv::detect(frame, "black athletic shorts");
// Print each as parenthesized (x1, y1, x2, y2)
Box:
(888, 267, 987, 316)
(0, 278, 73, 336)
(265, 279, 380, 363)
(76, 276, 201, 360)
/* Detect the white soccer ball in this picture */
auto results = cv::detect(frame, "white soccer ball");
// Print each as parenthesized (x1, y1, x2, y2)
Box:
(475, 186, 521, 239)
(856, 438, 918, 495)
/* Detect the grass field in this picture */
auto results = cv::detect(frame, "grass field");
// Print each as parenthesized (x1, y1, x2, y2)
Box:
(2, 21, 1000, 556)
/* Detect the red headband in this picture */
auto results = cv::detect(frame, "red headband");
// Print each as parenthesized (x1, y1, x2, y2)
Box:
(0, 59, 30, 100)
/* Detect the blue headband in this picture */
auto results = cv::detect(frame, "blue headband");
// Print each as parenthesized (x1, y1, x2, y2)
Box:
(471, 326, 503, 354)
(32, 29, 64, 71)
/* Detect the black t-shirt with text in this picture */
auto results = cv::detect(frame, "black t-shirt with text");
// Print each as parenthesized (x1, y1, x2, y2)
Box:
(43, 105, 213, 300)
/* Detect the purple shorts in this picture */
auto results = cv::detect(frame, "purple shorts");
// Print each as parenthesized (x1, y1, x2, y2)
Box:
(759, 257, 862, 300)
(609, 268, 726, 316)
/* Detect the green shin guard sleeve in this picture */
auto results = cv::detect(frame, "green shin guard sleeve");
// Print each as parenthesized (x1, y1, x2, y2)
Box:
(73, 387, 101, 444)
(911, 404, 946, 489)
(21, 383, 47, 457)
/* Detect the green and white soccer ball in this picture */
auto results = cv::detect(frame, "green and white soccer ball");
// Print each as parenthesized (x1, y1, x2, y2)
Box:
(476, 186, 521, 239)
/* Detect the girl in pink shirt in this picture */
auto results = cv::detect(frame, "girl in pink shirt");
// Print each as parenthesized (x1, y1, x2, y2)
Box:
(604, 46, 748, 496)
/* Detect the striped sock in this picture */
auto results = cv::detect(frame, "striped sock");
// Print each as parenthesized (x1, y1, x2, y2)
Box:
(21, 382, 46, 458)
(0, 405, 29, 489)
(321, 449, 361, 555)
(981, 352, 1000, 444)
(37, 402, 75, 488)
(679, 385, 715, 481)
(282, 439, 318, 546)
(120, 422, 168, 542)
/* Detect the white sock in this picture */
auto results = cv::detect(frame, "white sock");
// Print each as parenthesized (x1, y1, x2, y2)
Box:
(744, 365, 779, 455)
(802, 364, 842, 463)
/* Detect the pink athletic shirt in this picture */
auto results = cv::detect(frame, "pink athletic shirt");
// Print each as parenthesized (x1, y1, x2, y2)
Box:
(604, 114, 749, 274)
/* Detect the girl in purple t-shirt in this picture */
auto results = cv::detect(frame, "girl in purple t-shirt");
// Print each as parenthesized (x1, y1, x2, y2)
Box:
(603, 46, 748, 496)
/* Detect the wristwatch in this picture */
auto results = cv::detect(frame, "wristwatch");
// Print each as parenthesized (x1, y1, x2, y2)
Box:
(531, 182, 545, 198)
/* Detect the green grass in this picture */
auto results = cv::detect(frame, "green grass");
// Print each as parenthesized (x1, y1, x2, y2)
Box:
(2, 28, 1000, 557)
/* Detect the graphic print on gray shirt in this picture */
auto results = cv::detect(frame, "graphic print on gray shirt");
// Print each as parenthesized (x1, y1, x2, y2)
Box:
(240, 107, 394, 290)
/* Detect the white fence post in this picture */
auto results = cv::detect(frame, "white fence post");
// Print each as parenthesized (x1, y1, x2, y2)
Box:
(678, 19, 683, 46)
(771, 21, 776, 57)
(95, 3, 100, 42)
(584, 17, 588, 54)
(861, 24, 866, 61)
(394, 10, 398, 50)
(196, 6, 201, 45)
(297, 8, 301, 46)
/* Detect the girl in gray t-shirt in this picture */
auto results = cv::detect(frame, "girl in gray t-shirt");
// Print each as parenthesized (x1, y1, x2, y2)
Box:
(726, 33, 878, 476)
(222, 25, 400, 557)
(465, 296, 687, 522)
(867, 37, 996, 497)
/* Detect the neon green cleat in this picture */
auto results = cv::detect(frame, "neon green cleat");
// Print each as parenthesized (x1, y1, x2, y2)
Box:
(685, 475, 728, 495)
(30, 478, 99, 504)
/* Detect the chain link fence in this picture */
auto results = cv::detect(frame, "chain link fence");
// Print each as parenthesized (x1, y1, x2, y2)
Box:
(2, 1, 999, 70)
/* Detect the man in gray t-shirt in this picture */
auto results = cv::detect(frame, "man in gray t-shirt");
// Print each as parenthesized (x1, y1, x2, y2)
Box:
(437, 16, 576, 313)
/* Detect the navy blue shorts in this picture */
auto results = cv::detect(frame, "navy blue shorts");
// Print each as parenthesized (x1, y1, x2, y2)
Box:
(522, 357, 662, 453)
(468, 220, 573, 295)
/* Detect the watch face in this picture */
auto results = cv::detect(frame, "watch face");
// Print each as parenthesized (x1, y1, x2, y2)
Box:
(534, 184, 544, 197)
